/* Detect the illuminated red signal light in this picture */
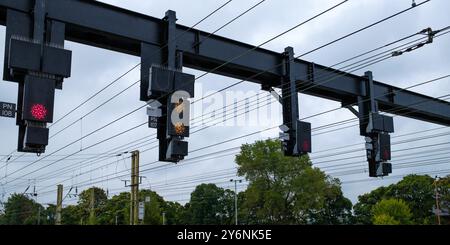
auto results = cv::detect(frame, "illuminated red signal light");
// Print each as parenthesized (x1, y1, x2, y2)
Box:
(302, 140, 310, 152)
(30, 104, 48, 120)
(383, 149, 390, 161)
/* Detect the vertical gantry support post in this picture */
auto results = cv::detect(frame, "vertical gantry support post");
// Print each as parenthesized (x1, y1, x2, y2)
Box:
(164, 10, 177, 69)
(281, 47, 299, 156)
(161, 10, 179, 162)
(358, 71, 394, 177)
(156, 10, 176, 162)
(281, 47, 311, 156)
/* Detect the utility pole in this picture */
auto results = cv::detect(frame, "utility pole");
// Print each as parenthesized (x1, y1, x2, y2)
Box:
(55, 184, 63, 225)
(434, 176, 441, 225)
(230, 179, 242, 225)
(130, 150, 140, 225)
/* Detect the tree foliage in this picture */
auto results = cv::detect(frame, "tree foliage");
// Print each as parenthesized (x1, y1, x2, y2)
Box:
(3, 138, 448, 226)
(0, 194, 44, 225)
(372, 199, 412, 225)
(353, 174, 450, 224)
(235, 139, 352, 224)
(184, 183, 234, 224)
(78, 187, 108, 225)
(140, 190, 164, 225)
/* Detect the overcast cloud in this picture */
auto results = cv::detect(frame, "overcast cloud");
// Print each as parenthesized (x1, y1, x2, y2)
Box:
(0, 0, 449, 206)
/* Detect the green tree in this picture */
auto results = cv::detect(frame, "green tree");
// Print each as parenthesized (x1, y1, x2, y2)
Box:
(235, 139, 351, 224)
(1, 194, 43, 225)
(386, 175, 434, 224)
(61, 205, 82, 225)
(77, 187, 107, 225)
(372, 199, 412, 225)
(353, 174, 444, 224)
(373, 214, 399, 225)
(309, 177, 353, 224)
(434, 175, 450, 225)
(140, 189, 164, 225)
(353, 186, 389, 224)
(185, 183, 234, 224)
(162, 201, 186, 225)
(102, 192, 130, 225)
(45, 204, 56, 225)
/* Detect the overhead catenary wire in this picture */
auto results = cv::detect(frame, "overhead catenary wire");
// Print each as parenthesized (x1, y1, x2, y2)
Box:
(189, 0, 349, 99)
(49, 0, 234, 128)
(42, 94, 450, 193)
(0, 0, 434, 178)
(1, 3, 432, 172)
(37, 149, 450, 202)
(0, 1, 349, 186)
(4, 2, 446, 197)
(7, 94, 272, 187)
(4, 57, 450, 195)
(39, 125, 450, 191)
(0, 0, 235, 171)
(341, 168, 450, 185)
(11, 117, 450, 200)
(46, 0, 261, 141)
(61, 29, 450, 183)
(297, 0, 430, 57)
(4, 51, 450, 193)
(193, 0, 431, 104)
(33, 99, 450, 195)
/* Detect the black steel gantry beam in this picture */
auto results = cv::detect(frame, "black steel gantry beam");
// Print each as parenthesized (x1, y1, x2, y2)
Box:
(0, 0, 449, 126)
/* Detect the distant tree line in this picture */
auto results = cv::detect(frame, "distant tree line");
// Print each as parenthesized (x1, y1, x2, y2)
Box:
(0, 139, 448, 225)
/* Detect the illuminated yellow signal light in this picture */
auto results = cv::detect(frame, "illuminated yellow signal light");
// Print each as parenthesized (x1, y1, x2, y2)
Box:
(174, 122, 185, 135)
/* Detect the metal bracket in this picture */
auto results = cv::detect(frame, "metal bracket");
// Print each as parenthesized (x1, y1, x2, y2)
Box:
(343, 103, 359, 118)
(269, 87, 282, 104)
(122, 177, 143, 187)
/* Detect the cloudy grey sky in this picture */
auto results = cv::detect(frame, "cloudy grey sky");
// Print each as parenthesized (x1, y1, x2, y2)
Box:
(0, 0, 450, 206)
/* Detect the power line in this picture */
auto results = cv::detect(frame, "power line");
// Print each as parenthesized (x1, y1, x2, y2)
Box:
(1, 0, 347, 186)
(0, 0, 235, 171)
(4, 11, 446, 195)
(298, 0, 430, 57)
(5, 83, 448, 196)
(8, 72, 448, 193)
(193, 1, 430, 104)
(49, 0, 234, 128)
(1, 1, 440, 191)
(36, 108, 450, 195)
(46, 0, 262, 141)
(191, 0, 349, 102)
(193, 0, 267, 48)
(0, 2, 436, 172)
(341, 168, 450, 185)
(7, 94, 272, 187)
(49, 79, 141, 139)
